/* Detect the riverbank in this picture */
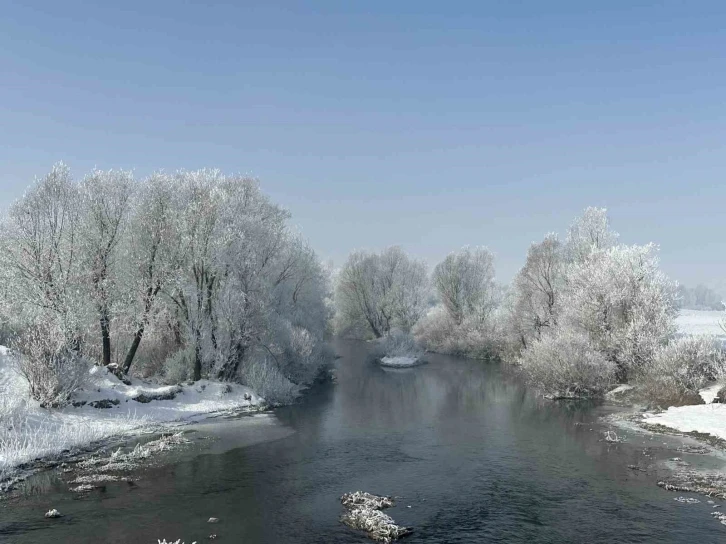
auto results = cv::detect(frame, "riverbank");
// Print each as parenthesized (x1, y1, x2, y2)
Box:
(0, 346, 264, 490)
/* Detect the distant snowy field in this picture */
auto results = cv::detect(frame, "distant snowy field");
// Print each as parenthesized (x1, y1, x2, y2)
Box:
(676, 309, 725, 338)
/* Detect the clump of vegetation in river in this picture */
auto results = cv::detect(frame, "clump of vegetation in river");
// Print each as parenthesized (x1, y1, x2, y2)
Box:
(340, 491, 413, 543)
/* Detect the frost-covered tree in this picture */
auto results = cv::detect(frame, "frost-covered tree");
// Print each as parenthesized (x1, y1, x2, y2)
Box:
(515, 208, 680, 397)
(432, 247, 496, 325)
(0, 163, 82, 341)
(120, 173, 184, 374)
(78, 169, 134, 367)
(509, 234, 563, 348)
(1, 164, 332, 400)
(335, 247, 428, 338)
(558, 243, 678, 380)
(160, 171, 331, 387)
(564, 207, 618, 264)
(415, 247, 503, 358)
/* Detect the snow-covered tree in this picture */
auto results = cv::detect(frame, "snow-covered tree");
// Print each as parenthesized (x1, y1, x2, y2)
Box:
(432, 247, 497, 326)
(120, 173, 184, 374)
(335, 247, 428, 338)
(414, 247, 503, 358)
(508, 234, 563, 348)
(558, 243, 677, 380)
(0, 163, 82, 342)
(78, 169, 134, 367)
(515, 208, 679, 396)
(564, 206, 618, 264)
(1, 164, 332, 398)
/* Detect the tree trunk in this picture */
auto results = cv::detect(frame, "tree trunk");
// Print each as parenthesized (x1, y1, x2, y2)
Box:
(100, 306, 111, 366)
(193, 340, 202, 381)
(121, 285, 161, 374)
(122, 326, 144, 374)
(217, 342, 246, 381)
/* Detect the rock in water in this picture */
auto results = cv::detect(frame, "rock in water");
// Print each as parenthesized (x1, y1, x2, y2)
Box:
(340, 491, 412, 543)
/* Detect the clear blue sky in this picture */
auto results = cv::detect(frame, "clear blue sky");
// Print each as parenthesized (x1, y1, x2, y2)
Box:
(1, 1, 724, 288)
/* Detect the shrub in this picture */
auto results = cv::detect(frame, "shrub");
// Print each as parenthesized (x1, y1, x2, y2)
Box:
(636, 335, 725, 406)
(518, 329, 617, 398)
(161, 346, 195, 385)
(414, 305, 502, 359)
(241, 356, 297, 405)
(377, 329, 423, 359)
(11, 326, 90, 408)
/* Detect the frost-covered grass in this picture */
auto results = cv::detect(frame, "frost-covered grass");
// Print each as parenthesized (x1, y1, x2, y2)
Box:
(0, 346, 262, 486)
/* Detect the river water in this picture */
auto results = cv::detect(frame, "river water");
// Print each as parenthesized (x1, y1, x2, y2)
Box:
(2, 339, 725, 543)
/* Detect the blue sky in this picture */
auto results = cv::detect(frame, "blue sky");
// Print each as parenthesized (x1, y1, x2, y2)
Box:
(1, 1, 724, 288)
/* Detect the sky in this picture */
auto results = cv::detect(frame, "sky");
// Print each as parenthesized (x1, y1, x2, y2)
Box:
(1, 1, 724, 289)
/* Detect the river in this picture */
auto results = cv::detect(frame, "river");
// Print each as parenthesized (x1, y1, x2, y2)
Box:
(1, 339, 725, 543)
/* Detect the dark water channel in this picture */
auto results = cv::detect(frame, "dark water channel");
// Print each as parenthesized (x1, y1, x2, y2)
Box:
(2, 339, 726, 543)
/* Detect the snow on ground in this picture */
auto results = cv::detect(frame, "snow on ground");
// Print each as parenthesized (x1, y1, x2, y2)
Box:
(0, 346, 262, 484)
(644, 404, 726, 442)
(379, 356, 421, 368)
(676, 309, 725, 338)
(638, 311, 726, 440)
(699, 382, 726, 404)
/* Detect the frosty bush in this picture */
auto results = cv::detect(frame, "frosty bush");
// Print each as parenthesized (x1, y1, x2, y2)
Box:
(412, 306, 455, 353)
(636, 335, 725, 406)
(377, 329, 423, 359)
(518, 329, 617, 398)
(162, 346, 195, 385)
(241, 357, 297, 405)
(414, 305, 502, 359)
(11, 325, 90, 408)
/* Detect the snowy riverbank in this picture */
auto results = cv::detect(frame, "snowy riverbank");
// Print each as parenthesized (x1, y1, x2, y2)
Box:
(0, 346, 263, 487)
(630, 310, 726, 442)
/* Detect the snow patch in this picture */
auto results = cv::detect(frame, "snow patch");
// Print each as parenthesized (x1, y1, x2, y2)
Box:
(700, 382, 726, 404)
(644, 403, 726, 441)
(379, 356, 421, 368)
(607, 384, 635, 395)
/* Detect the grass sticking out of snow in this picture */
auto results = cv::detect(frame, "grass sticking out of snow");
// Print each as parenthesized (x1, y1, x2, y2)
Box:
(0, 410, 146, 485)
